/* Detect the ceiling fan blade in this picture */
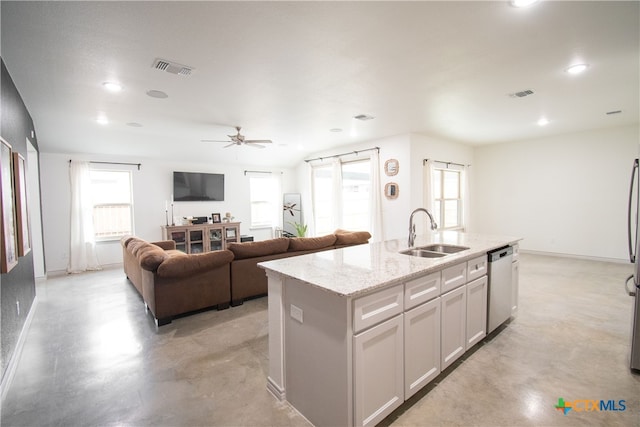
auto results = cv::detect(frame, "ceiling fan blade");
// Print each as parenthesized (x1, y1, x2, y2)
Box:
(200, 139, 231, 143)
(244, 139, 273, 144)
(245, 143, 266, 149)
(224, 143, 236, 148)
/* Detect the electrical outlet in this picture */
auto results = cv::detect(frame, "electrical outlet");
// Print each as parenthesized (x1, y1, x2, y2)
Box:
(290, 304, 303, 324)
(16, 300, 20, 316)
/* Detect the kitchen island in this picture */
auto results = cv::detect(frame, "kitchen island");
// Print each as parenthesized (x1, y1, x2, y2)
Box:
(260, 231, 521, 427)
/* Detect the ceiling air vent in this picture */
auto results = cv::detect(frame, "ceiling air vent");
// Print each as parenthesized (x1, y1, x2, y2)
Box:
(152, 58, 194, 76)
(509, 89, 534, 98)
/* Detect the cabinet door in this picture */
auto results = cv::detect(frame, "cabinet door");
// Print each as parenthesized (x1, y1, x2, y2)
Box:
(441, 286, 466, 370)
(207, 227, 223, 252)
(465, 276, 487, 350)
(188, 228, 204, 253)
(354, 315, 404, 427)
(223, 225, 239, 248)
(168, 229, 187, 253)
(512, 260, 519, 315)
(404, 297, 440, 399)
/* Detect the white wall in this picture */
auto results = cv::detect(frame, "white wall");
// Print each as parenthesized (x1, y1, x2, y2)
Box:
(40, 152, 295, 272)
(472, 124, 639, 261)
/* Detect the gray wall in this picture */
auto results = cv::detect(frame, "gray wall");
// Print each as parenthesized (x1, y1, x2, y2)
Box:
(1, 58, 39, 383)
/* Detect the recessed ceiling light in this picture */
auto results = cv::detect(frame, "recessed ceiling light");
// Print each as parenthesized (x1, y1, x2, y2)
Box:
(102, 81, 123, 92)
(606, 110, 622, 115)
(537, 117, 550, 126)
(354, 114, 375, 121)
(565, 63, 589, 75)
(330, 128, 343, 133)
(510, 0, 540, 8)
(126, 122, 143, 127)
(146, 89, 168, 99)
(96, 115, 109, 125)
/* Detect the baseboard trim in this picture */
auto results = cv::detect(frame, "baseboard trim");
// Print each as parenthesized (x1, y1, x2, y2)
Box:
(267, 377, 286, 401)
(520, 249, 629, 264)
(1, 295, 38, 403)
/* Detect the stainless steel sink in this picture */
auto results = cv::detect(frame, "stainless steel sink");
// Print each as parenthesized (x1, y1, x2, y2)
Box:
(418, 244, 469, 254)
(399, 249, 447, 258)
(399, 244, 470, 258)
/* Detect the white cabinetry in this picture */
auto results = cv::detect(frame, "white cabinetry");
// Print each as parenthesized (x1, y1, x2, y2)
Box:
(404, 297, 440, 399)
(440, 285, 467, 370)
(512, 260, 520, 315)
(354, 315, 404, 427)
(465, 276, 488, 350)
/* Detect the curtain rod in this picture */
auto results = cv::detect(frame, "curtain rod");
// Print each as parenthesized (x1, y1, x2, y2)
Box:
(69, 160, 142, 170)
(423, 159, 469, 168)
(304, 146, 379, 163)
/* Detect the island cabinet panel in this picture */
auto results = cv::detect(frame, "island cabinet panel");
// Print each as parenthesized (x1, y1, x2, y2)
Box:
(404, 297, 441, 399)
(354, 314, 404, 427)
(441, 285, 467, 370)
(465, 276, 488, 350)
(283, 279, 351, 427)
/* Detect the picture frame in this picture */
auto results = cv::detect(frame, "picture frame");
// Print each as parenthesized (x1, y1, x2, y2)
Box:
(212, 213, 221, 223)
(225, 227, 237, 240)
(384, 159, 399, 176)
(13, 152, 31, 256)
(1, 137, 18, 273)
(384, 182, 399, 200)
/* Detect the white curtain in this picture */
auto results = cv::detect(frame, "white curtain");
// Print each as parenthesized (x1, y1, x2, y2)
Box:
(331, 158, 343, 230)
(306, 162, 316, 237)
(462, 165, 470, 231)
(68, 161, 101, 273)
(370, 150, 383, 242)
(423, 159, 436, 215)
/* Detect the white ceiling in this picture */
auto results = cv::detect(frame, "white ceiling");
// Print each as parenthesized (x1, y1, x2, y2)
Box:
(2, 1, 638, 168)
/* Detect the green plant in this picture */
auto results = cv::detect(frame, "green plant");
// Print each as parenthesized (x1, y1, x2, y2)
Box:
(288, 221, 308, 237)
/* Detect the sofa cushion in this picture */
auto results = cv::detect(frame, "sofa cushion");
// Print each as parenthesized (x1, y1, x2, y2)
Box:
(227, 238, 290, 260)
(157, 250, 234, 278)
(288, 234, 337, 252)
(334, 229, 372, 245)
(138, 245, 170, 271)
(121, 235, 136, 248)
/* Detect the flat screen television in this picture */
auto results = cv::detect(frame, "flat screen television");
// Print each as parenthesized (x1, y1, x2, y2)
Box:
(173, 171, 224, 202)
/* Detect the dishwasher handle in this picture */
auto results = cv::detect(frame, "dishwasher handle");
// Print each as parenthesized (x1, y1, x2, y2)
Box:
(488, 245, 514, 262)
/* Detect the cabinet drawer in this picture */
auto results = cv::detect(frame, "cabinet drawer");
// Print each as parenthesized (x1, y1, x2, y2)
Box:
(354, 284, 403, 334)
(441, 262, 467, 294)
(466, 255, 487, 282)
(404, 271, 441, 310)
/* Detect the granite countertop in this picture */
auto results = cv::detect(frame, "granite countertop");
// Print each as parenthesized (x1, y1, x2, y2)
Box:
(259, 231, 521, 297)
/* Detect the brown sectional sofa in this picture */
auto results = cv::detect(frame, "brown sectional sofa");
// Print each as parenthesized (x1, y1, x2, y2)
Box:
(121, 229, 371, 325)
(121, 236, 233, 326)
(227, 230, 371, 305)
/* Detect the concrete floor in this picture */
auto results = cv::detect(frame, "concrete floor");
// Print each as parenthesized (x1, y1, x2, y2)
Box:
(2, 253, 639, 426)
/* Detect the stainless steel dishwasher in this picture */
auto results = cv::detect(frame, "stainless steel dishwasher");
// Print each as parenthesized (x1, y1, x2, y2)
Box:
(487, 245, 514, 334)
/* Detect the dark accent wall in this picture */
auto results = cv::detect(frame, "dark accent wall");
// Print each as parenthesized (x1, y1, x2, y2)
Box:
(1, 58, 38, 383)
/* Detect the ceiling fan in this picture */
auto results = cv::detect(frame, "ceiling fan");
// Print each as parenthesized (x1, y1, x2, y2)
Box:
(201, 126, 273, 149)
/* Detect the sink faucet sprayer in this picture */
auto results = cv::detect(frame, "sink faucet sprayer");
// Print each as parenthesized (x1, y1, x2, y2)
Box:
(408, 208, 438, 247)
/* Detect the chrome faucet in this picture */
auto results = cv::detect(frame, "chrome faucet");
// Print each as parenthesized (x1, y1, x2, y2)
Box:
(408, 208, 438, 247)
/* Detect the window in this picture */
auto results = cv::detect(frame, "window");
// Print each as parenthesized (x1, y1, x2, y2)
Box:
(249, 174, 281, 228)
(312, 159, 371, 236)
(90, 170, 133, 240)
(432, 167, 462, 229)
